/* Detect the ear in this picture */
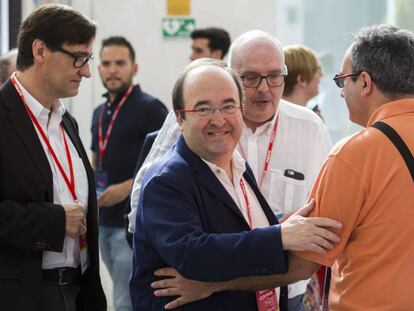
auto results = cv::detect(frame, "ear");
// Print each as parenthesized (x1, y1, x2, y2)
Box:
(133, 63, 139, 76)
(211, 49, 223, 60)
(296, 74, 308, 87)
(32, 39, 46, 65)
(175, 110, 184, 129)
(360, 71, 374, 97)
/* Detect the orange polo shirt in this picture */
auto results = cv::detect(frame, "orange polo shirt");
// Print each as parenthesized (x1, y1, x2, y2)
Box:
(295, 99, 414, 310)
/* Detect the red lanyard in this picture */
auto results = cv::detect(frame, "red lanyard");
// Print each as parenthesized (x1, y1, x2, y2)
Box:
(239, 114, 279, 189)
(11, 76, 78, 202)
(98, 85, 133, 165)
(239, 178, 253, 228)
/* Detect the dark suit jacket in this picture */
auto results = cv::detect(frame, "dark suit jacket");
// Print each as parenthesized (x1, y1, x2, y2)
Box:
(130, 135, 288, 311)
(0, 80, 106, 311)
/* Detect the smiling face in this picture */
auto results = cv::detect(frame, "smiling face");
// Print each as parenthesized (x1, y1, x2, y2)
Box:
(232, 38, 286, 131)
(178, 66, 243, 167)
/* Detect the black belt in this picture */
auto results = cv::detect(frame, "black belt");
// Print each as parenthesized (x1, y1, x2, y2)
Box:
(42, 267, 81, 285)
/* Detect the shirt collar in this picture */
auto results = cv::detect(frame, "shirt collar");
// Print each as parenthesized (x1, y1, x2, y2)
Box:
(367, 98, 414, 126)
(12, 73, 66, 127)
(102, 84, 137, 106)
(242, 105, 280, 136)
(202, 150, 246, 181)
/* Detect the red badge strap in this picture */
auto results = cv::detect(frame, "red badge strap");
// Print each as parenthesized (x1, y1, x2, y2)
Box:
(239, 178, 253, 228)
(11, 75, 78, 202)
(98, 85, 133, 164)
(239, 114, 280, 189)
(239, 178, 279, 310)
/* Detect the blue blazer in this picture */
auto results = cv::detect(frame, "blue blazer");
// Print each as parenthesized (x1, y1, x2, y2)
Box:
(130, 135, 288, 311)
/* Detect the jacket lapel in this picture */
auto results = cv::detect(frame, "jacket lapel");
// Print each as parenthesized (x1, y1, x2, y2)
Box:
(1, 80, 53, 200)
(176, 135, 249, 228)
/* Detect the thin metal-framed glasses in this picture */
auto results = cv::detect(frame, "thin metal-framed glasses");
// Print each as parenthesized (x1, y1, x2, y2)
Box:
(240, 66, 288, 88)
(178, 104, 244, 117)
(333, 72, 362, 88)
(53, 46, 93, 68)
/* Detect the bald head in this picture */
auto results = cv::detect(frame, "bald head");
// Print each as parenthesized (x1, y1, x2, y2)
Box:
(228, 30, 284, 70)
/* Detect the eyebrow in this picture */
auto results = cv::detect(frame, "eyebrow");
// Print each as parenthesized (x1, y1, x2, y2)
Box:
(241, 69, 285, 75)
(193, 98, 237, 108)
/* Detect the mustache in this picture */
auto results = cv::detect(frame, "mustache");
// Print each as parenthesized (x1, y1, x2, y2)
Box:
(105, 76, 121, 81)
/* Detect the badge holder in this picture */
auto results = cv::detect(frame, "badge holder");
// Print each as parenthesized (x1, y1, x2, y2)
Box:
(95, 163, 108, 198)
(256, 288, 279, 311)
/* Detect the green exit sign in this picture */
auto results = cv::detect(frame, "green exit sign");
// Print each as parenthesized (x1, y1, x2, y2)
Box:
(162, 17, 195, 38)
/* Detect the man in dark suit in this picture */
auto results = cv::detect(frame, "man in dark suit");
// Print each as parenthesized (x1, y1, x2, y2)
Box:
(0, 4, 106, 311)
(130, 59, 340, 311)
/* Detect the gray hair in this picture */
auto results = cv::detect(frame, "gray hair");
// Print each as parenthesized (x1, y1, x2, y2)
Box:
(351, 24, 414, 97)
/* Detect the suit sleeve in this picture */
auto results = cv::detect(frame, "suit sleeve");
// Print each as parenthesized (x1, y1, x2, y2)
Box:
(141, 172, 287, 282)
(0, 200, 65, 252)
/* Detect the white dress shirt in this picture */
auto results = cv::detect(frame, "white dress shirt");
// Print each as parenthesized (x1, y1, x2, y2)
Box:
(14, 74, 89, 269)
(129, 100, 332, 298)
(202, 152, 270, 229)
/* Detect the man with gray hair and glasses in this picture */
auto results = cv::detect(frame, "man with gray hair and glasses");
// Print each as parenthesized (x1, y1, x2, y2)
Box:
(152, 24, 414, 311)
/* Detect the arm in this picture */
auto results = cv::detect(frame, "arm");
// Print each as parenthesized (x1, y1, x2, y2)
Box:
(151, 254, 319, 310)
(142, 174, 340, 282)
(0, 200, 66, 252)
(141, 172, 288, 282)
(128, 111, 181, 232)
(97, 178, 133, 208)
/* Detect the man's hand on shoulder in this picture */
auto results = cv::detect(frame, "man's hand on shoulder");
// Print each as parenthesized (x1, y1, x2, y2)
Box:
(281, 200, 342, 254)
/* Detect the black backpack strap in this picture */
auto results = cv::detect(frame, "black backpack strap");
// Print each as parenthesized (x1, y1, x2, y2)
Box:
(371, 121, 414, 182)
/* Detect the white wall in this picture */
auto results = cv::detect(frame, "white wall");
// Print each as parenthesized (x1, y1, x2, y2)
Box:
(22, 0, 280, 151)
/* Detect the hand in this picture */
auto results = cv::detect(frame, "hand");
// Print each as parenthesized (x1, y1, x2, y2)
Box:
(64, 204, 86, 238)
(151, 267, 216, 310)
(281, 200, 342, 254)
(97, 179, 132, 208)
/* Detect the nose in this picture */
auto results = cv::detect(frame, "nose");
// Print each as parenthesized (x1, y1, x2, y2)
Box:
(257, 77, 270, 93)
(190, 53, 196, 61)
(209, 109, 226, 126)
(79, 62, 92, 78)
(340, 88, 344, 98)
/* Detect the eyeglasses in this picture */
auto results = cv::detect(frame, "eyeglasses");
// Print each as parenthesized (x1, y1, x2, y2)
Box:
(179, 104, 243, 117)
(53, 46, 93, 68)
(333, 72, 362, 88)
(240, 66, 288, 88)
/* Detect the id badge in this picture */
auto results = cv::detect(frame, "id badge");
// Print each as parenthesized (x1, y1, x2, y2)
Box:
(256, 289, 279, 311)
(79, 234, 90, 274)
(95, 169, 108, 198)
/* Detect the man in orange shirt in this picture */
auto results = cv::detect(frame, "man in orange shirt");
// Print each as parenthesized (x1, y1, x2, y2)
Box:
(151, 24, 414, 311)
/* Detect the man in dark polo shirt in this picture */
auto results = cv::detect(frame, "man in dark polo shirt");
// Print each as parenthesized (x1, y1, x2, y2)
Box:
(90, 36, 167, 311)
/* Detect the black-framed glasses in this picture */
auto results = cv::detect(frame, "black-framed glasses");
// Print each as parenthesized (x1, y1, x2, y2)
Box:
(178, 104, 244, 117)
(333, 72, 362, 88)
(240, 66, 288, 88)
(54, 46, 93, 68)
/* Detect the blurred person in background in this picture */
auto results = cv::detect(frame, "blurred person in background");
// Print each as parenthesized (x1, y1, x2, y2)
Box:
(283, 45, 324, 120)
(190, 27, 231, 61)
(0, 48, 17, 85)
(90, 36, 167, 311)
